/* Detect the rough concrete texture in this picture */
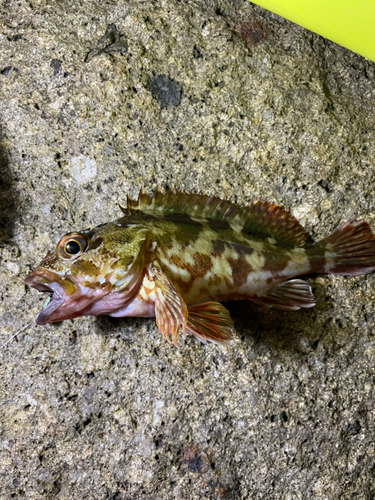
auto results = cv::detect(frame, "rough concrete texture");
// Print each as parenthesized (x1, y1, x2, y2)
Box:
(1, 0, 375, 498)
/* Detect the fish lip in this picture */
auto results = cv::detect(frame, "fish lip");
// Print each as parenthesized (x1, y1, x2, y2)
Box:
(24, 269, 77, 325)
(35, 296, 65, 325)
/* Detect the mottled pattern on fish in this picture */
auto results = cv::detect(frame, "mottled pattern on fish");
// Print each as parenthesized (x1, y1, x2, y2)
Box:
(25, 189, 375, 345)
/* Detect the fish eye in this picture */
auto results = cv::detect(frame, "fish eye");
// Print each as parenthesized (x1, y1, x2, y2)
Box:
(57, 233, 88, 260)
(65, 240, 81, 255)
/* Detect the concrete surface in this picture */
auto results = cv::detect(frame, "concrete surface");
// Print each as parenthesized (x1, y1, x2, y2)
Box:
(1, 0, 375, 498)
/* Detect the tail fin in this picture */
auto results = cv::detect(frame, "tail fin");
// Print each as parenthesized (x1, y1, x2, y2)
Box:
(315, 218, 375, 276)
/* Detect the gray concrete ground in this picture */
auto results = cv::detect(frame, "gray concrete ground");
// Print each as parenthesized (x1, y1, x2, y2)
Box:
(1, 0, 375, 498)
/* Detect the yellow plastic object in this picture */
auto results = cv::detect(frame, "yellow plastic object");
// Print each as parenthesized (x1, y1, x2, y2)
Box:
(250, 0, 375, 62)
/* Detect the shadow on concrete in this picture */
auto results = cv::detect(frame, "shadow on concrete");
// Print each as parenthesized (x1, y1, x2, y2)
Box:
(0, 123, 17, 243)
(226, 280, 335, 354)
(93, 279, 332, 356)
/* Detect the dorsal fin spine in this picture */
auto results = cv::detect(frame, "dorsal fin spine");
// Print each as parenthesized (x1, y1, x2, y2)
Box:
(123, 188, 308, 247)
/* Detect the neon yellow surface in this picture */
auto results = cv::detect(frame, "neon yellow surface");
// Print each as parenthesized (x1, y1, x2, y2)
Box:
(250, 0, 375, 62)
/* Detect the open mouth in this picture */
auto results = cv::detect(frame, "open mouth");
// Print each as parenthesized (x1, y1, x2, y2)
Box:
(24, 270, 74, 325)
(25, 267, 139, 324)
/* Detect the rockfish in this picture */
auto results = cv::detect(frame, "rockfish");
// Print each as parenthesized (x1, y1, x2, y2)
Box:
(25, 190, 375, 345)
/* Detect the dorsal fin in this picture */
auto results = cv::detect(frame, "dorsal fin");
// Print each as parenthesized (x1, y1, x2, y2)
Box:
(121, 188, 307, 247)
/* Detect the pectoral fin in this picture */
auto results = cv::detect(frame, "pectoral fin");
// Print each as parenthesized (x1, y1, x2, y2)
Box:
(253, 279, 315, 311)
(186, 302, 234, 344)
(149, 265, 188, 346)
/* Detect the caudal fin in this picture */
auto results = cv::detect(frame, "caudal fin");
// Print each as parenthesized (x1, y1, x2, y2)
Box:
(315, 218, 375, 276)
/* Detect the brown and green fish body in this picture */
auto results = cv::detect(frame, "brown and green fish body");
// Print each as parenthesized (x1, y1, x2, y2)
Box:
(25, 190, 375, 345)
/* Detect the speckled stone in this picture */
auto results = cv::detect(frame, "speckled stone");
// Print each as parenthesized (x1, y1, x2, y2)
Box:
(1, 1, 375, 499)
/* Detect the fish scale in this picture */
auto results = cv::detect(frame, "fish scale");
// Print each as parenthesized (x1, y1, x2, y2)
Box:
(25, 189, 375, 346)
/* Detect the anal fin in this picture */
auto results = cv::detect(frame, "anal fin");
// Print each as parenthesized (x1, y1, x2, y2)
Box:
(186, 302, 234, 344)
(253, 279, 315, 311)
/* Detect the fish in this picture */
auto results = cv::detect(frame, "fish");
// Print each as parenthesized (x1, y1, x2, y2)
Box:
(25, 189, 375, 345)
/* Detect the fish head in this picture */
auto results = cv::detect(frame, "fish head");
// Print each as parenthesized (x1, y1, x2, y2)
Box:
(25, 220, 147, 324)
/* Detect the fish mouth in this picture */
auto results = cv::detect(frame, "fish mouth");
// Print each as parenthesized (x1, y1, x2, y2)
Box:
(25, 267, 142, 324)
(24, 269, 77, 325)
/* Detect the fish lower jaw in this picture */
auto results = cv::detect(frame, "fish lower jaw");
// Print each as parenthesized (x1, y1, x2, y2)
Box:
(25, 278, 66, 324)
(34, 287, 133, 324)
(35, 293, 64, 325)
